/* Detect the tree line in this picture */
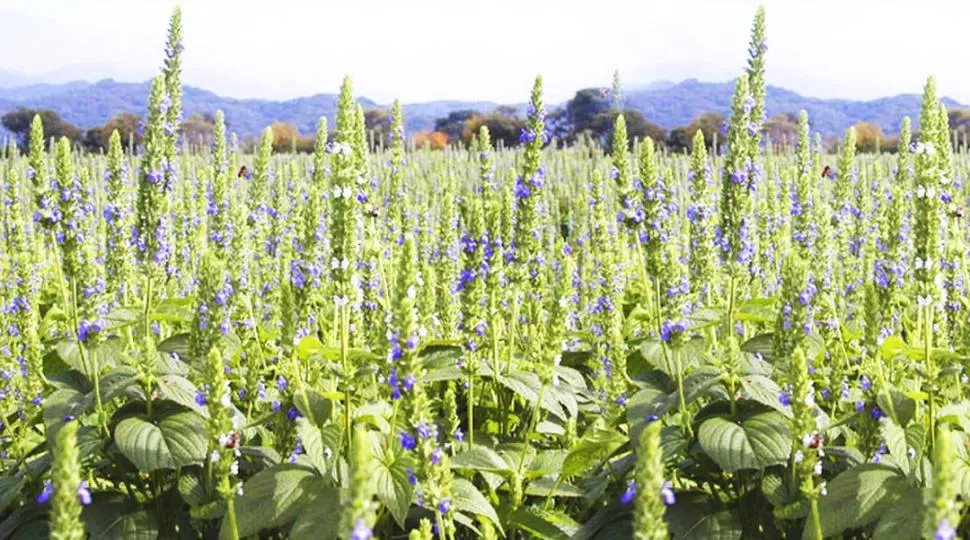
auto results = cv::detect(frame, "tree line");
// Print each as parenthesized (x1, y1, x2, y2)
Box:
(6, 89, 969, 154)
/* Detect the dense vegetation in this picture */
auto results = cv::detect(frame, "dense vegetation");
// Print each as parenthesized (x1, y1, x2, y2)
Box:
(1, 5, 969, 540)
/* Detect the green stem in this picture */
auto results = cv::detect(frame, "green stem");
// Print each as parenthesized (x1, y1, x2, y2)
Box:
(225, 494, 240, 540)
(808, 498, 823, 540)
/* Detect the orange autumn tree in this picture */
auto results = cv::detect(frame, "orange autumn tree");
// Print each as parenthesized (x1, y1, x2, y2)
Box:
(412, 130, 448, 150)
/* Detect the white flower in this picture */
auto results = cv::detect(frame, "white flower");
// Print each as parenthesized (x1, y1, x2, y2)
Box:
(218, 433, 232, 447)
(210, 450, 221, 463)
(221, 392, 232, 408)
(813, 461, 823, 476)
(820, 482, 828, 496)
(916, 185, 926, 199)
(927, 185, 937, 198)
(230, 460, 239, 476)
(356, 174, 367, 185)
(794, 450, 805, 463)
(407, 286, 416, 300)
(941, 175, 952, 185)
(332, 187, 344, 199)
(236, 483, 244, 496)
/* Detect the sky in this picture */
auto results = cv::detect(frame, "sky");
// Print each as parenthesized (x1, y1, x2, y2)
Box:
(0, 0, 966, 105)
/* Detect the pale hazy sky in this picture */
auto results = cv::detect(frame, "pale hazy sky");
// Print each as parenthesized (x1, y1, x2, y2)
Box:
(0, 0, 966, 104)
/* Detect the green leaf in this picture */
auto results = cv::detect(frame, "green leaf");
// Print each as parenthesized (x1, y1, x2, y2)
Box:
(294, 419, 330, 475)
(156, 375, 208, 417)
(289, 486, 340, 540)
(292, 388, 333, 426)
(114, 410, 208, 471)
(508, 507, 573, 539)
(222, 464, 320, 539)
(156, 334, 191, 362)
(452, 477, 503, 535)
(814, 464, 914, 538)
(55, 337, 123, 374)
(739, 375, 791, 417)
(870, 486, 928, 540)
(83, 493, 159, 540)
(96, 367, 142, 404)
(43, 388, 87, 443)
(697, 409, 791, 471)
(451, 445, 512, 475)
(524, 477, 584, 497)
(876, 388, 916, 427)
(667, 491, 743, 540)
(561, 425, 625, 478)
(500, 371, 566, 420)
(0, 477, 24, 514)
(374, 452, 416, 527)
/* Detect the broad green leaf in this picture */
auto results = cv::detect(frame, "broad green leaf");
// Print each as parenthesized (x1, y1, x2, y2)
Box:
(294, 418, 330, 475)
(561, 425, 625, 478)
(289, 486, 340, 540)
(55, 337, 123, 373)
(95, 367, 142, 404)
(870, 486, 928, 540)
(451, 445, 512, 475)
(221, 464, 320, 539)
(374, 452, 416, 527)
(452, 477, 503, 535)
(524, 477, 584, 497)
(292, 387, 333, 426)
(667, 491, 743, 540)
(156, 334, 191, 362)
(114, 410, 208, 471)
(0, 477, 24, 514)
(698, 409, 791, 471)
(876, 388, 916, 427)
(814, 464, 914, 538)
(500, 371, 566, 420)
(156, 374, 208, 417)
(83, 493, 160, 540)
(739, 375, 791, 417)
(880, 418, 911, 476)
(508, 507, 573, 540)
(43, 388, 86, 443)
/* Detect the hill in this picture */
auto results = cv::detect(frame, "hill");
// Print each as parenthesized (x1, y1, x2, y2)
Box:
(0, 77, 961, 139)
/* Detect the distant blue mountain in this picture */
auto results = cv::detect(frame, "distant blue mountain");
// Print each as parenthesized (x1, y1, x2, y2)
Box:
(624, 79, 964, 135)
(0, 77, 961, 138)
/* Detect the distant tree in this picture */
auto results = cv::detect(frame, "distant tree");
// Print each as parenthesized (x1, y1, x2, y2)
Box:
(564, 88, 611, 132)
(2, 108, 81, 149)
(270, 122, 300, 152)
(853, 121, 885, 153)
(363, 108, 390, 150)
(412, 130, 448, 150)
(434, 110, 478, 142)
(667, 112, 726, 152)
(83, 112, 142, 152)
(461, 112, 526, 148)
(589, 109, 665, 151)
(763, 113, 799, 146)
(947, 109, 970, 149)
(182, 112, 218, 146)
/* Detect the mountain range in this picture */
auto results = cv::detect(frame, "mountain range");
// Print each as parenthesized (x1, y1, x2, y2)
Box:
(0, 77, 961, 139)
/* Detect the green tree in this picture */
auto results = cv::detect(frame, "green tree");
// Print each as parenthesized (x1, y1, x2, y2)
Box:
(83, 112, 142, 151)
(434, 110, 477, 142)
(2, 108, 81, 149)
(667, 112, 726, 152)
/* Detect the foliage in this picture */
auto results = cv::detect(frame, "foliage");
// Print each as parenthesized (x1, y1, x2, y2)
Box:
(1, 108, 81, 148)
(2, 6, 970, 540)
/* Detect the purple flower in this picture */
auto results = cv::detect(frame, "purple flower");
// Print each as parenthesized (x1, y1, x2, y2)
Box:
(661, 481, 676, 505)
(195, 390, 207, 407)
(620, 480, 636, 504)
(36, 481, 52, 504)
(431, 446, 443, 465)
(416, 423, 431, 440)
(860, 375, 871, 391)
(936, 519, 957, 540)
(400, 431, 416, 451)
(406, 467, 417, 486)
(438, 498, 451, 514)
(351, 519, 372, 540)
(77, 480, 92, 506)
(778, 392, 791, 407)
(454, 428, 464, 442)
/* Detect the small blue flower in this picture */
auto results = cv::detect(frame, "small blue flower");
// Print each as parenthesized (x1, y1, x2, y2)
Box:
(778, 392, 791, 407)
(351, 518, 372, 540)
(935, 519, 957, 540)
(661, 480, 676, 505)
(400, 431, 416, 451)
(77, 480, 92, 506)
(438, 498, 451, 514)
(36, 481, 52, 504)
(620, 480, 636, 505)
(406, 468, 417, 486)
